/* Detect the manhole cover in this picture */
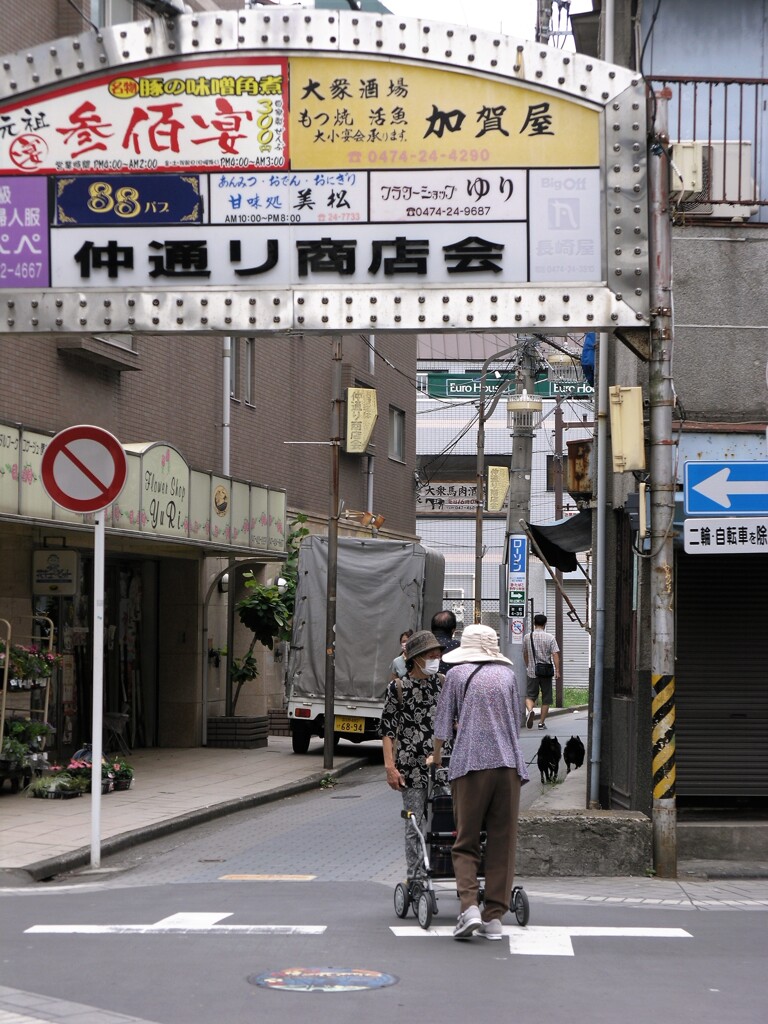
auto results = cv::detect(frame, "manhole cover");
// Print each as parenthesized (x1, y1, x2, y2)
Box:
(249, 968, 398, 992)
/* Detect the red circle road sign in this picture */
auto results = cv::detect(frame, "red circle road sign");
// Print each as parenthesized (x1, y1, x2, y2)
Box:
(41, 425, 128, 514)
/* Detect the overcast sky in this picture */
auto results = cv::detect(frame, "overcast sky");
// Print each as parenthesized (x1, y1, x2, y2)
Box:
(272, 1, 594, 45)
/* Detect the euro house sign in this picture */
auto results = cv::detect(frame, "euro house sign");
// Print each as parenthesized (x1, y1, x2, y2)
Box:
(0, 9, 649, 337)
(41, 425, 127, 514)
(684, 461, 768, 516)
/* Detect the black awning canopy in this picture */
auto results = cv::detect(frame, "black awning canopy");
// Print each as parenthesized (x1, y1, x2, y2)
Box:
(526, 510, 593, 573)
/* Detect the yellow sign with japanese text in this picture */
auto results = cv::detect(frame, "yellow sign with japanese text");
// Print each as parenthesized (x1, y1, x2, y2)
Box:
(345, 387, 378, 454)
(487, 466, 510, 512)
(289, 58, 599, 170)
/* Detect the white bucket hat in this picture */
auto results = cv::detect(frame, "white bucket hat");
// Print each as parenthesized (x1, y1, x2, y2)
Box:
(441, 624, 512, 666)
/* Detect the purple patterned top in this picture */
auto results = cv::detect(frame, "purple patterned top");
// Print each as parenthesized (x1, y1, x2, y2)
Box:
(433, 661, 530, 785)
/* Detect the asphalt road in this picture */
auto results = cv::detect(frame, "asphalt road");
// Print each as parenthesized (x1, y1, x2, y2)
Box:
(1, 713, 766, 1024)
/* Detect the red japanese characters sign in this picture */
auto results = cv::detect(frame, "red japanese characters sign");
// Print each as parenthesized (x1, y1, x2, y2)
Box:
(0, 58, 287, 175)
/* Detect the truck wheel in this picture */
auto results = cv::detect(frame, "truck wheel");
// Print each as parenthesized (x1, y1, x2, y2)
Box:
(291, 727, 311, 754)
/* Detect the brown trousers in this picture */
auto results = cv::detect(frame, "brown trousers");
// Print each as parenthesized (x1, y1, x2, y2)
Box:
(450, 768, 522, 921)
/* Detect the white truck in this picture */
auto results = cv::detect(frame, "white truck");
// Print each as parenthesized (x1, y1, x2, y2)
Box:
(286, 535, 445, 753)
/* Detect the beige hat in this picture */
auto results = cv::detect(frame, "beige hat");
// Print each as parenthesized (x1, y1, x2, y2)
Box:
(441, 624, 512, 666)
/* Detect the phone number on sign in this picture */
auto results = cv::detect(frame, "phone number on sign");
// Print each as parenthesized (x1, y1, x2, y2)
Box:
(404, 206, 492, 218)
(0, 263, 44, 279)
(356, 148, 492, 165)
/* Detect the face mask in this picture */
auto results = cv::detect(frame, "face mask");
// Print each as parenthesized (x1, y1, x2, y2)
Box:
(422, 658, 441, 675)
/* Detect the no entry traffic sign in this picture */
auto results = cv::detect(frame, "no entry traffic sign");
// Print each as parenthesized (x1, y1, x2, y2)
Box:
(41, 424, 127, 514)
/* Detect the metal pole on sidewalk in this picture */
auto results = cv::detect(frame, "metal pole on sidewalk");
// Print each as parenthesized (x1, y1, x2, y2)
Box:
(90, 512, 105, 868)
(648, 88, 677, 877)
(324, 338, 343, 771)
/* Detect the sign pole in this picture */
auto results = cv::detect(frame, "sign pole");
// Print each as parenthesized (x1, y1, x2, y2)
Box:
(324, 338, 343, 772)
(40, 425, 128, 872)
(91, 512, 105, 868)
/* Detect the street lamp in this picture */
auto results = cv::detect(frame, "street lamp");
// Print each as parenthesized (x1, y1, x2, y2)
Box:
(506, 390, 543, 433)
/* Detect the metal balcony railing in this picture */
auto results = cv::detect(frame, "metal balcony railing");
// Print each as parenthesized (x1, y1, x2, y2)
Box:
(648, 77, 767, 215)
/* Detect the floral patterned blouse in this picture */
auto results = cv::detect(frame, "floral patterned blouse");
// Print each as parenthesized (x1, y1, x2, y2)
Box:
(379, 672, 446, 788)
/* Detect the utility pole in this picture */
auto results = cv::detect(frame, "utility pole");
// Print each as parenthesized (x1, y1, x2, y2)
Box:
(502, 338, 540, 687)
(553, 397, 565, 705)
(474, 345, 518, 624)
(648, 89, 677, 876)
(324, 338, 343, 771)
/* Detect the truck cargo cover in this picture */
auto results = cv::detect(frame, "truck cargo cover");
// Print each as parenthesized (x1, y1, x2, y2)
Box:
(287, 536, 434, 704)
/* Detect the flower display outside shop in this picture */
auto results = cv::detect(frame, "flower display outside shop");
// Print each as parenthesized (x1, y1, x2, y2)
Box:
(108, 757, 135, 790)
(0, 640, 63, 689)
(26, 768, 86, 799)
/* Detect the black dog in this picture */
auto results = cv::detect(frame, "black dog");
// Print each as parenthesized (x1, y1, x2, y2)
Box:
(537, 735, 561, 784)
(564, 735, 585, 774)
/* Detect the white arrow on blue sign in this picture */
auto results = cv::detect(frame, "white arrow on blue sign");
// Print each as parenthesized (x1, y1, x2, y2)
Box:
(684, 461, 768, 515)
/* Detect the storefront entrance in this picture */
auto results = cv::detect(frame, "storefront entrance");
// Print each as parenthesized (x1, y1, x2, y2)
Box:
(35, 556, 159, 761)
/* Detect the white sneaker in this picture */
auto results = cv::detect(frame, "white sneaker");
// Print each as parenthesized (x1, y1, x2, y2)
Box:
(477, 919, 503, 940)
(453, 905, 482, 939)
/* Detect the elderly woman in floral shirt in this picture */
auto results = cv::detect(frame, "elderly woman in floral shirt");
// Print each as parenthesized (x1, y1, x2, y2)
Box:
(380, 629, 446, 889)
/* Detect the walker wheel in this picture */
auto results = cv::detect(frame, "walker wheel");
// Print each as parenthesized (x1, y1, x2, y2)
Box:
(511, 886, 530, 926)
(417, 891, 433, 930)
(394, 882, 410, 918)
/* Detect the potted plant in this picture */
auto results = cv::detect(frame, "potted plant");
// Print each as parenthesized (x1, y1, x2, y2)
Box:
(232, 514, 307, 712)
(0, 640, 63, 689)
(26, 768, 86, 799)
(66, 747, 114, 793)
(108, 756, 135, 791)
(207, 516, 307, 749)
(5, 718, 55, 750)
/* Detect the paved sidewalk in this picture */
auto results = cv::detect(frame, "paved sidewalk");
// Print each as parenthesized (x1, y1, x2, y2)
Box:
(0, 737, 367, 882)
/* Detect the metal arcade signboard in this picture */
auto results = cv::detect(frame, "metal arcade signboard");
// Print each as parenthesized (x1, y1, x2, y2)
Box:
(0, 9, 649, 334)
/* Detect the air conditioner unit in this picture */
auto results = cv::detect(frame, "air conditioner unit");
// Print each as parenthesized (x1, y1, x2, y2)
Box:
(669, 141, 758, 220)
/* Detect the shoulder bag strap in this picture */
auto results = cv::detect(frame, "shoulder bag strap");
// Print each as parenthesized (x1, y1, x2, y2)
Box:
(460, 663, 485, 705)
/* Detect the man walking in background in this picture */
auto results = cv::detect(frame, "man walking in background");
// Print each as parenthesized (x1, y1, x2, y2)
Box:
(431, 609, 460, 674)
(523, 613, 560, 730)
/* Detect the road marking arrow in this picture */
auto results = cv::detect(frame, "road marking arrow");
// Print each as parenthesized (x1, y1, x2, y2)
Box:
(390, 924, 691, 956)
(692, 468, 768, 509)
(26, 912, 325, 936)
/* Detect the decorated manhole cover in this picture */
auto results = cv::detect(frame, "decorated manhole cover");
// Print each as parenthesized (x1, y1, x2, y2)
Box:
(249, 968, 398, 992)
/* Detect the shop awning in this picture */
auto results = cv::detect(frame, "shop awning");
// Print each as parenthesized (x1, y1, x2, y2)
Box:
(525, 510, 593, 572)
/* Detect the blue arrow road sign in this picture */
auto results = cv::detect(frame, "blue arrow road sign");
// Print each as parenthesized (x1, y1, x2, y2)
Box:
(684, 461, 768, 515)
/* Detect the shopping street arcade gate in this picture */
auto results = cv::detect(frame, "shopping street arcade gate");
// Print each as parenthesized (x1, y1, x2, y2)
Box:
(0, 8, 650, 338)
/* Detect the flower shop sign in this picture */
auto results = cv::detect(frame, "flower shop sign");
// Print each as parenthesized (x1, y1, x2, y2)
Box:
(0, 424, 286, 555)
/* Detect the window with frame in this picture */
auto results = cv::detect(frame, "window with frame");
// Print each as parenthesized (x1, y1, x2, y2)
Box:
(230, 336, 240, 400)
(230, 336, 255, 403)
(389, 406, 405, 462)
(243, 337, 255, 405)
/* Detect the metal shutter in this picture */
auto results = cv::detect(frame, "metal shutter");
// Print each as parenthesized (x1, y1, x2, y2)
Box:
(675, 552, 768, 799)
(546, 581, 590, 686)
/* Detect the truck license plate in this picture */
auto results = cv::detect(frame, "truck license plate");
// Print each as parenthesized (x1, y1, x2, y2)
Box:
(334, 716, 364, 734)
